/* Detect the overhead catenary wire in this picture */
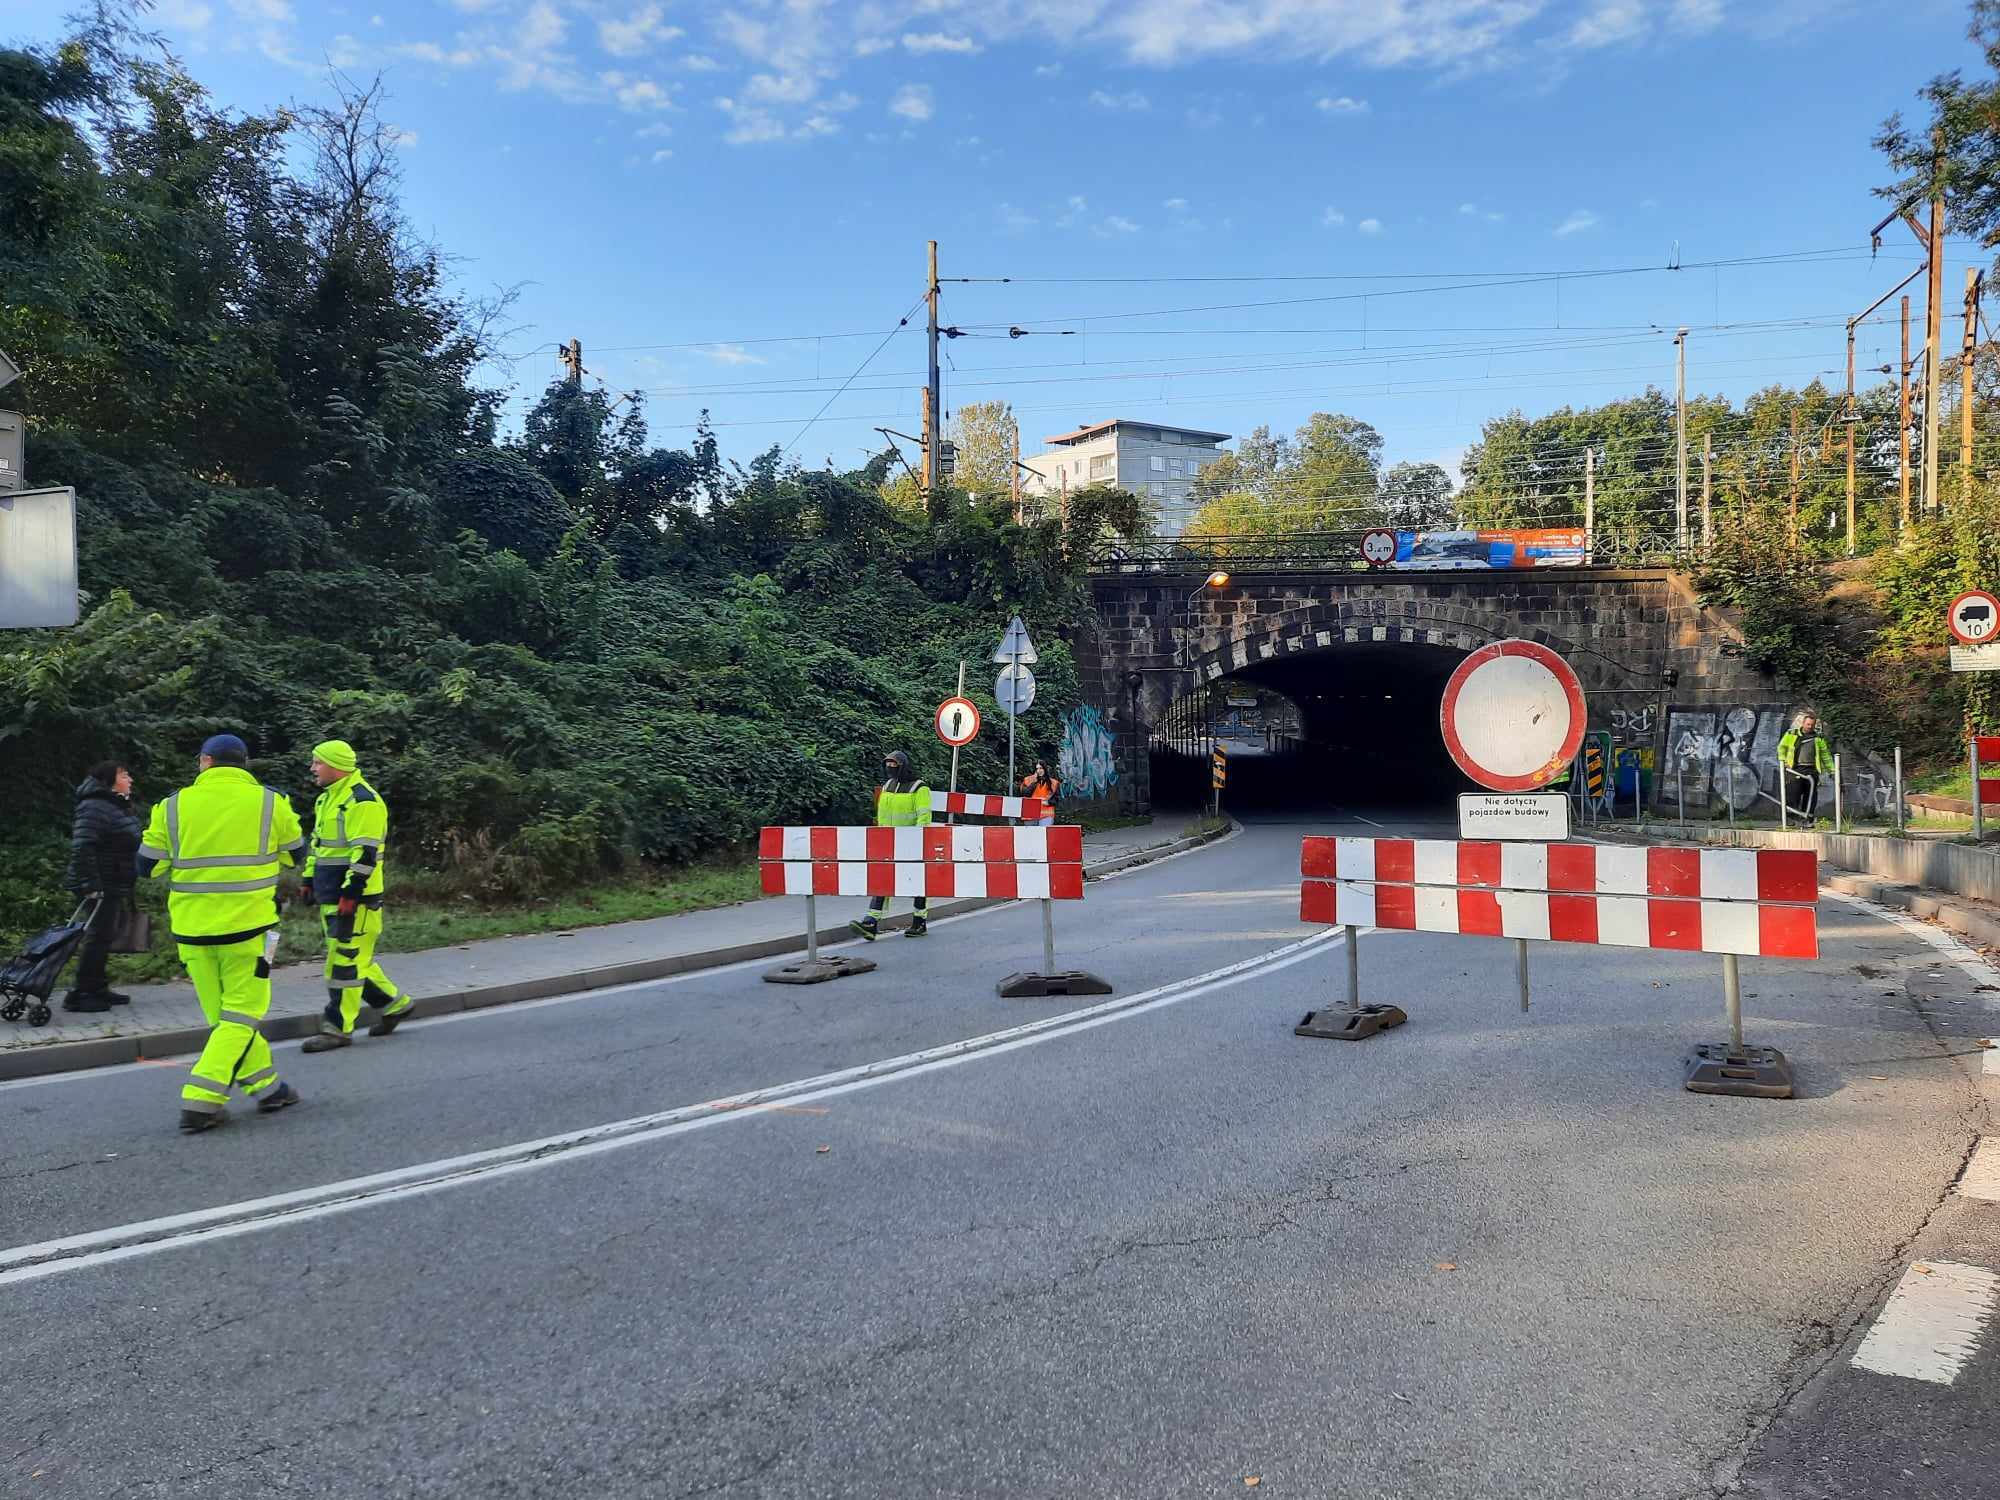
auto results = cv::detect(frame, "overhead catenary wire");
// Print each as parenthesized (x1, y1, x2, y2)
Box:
(779, 295, 926, 458)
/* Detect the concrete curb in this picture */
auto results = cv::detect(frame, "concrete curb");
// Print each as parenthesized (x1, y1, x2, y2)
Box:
(0, 822, 1233, 1084)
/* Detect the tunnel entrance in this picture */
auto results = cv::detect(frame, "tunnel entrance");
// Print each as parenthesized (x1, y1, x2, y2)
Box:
(1151, 641, 1474, 817)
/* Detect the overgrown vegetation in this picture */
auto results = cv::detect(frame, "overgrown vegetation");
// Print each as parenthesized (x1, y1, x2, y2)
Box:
(0, 18, 1142, 954)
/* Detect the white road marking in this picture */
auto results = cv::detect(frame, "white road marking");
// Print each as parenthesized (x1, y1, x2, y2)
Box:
(1957, 1139, 2000, 1203)
(0, 829, 1246, 1095)
(0, 927, 1344, 1288)
(1821, 888, 2000, 995)
(1850, 1260, 2000, 1385)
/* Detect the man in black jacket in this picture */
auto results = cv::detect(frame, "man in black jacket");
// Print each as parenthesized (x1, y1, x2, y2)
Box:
(63, 761, 142, 1013)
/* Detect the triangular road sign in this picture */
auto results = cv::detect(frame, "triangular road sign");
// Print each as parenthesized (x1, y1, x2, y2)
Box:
(992, 614, 1039, 665)
(0, 349, 18, 394)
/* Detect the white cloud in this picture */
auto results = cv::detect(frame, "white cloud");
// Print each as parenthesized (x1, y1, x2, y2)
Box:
(1458, 200, 1504, 222)
(1090, 88, 1150, 111)
(1186, 104, 1223, 129)
(1358, 217, 1383, 235)
(393, 40, 482, 66)
(635, 121, 673, 138)
(745, 71, 817, 104)
(1566, 1, 1648, 49)
(600, 5, 681, 58)
(651, 148, 675, 163)
(602, 71, 675, 112)
(1670, 0, 1725, 30)
(229, 0, 292, 19)
(450, 0, 503, 10)
(1316, 95, 1368, 114)
(328, 33, 363, 68)
(903, 31, 980, 54)
(998, 202, 1039, 232)
(682, 54, 723, 71)
(1554, 208, 1600, 236)
(1096, 215, 1141, 236)
(1034, 62, 1062, 77)
(385, 125, 419, 148)
(1321, 207, 1345, 227)
(856, 36, 895, 56)
(701, 344, 766, 366)
(1055, 195, 1088, 227)
(157, 0, 216, 29)
(889, 83, 934, 121)
(1163, 197, 1188, 211)
(369, 13, 383, 27)
(1639, 196, 1660, 210)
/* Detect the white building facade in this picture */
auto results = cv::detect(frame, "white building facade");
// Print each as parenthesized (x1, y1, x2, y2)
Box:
(1020, 419, 1230, 534)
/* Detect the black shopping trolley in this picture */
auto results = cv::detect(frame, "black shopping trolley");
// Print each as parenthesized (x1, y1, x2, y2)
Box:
(0, 898, 99, 1028)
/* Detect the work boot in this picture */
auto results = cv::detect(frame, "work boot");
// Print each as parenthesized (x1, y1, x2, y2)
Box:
(367, 1003, 412, 1038)
(255, 1081, 302, 1114)
(848, 918, 879, 942)
(103, 990, 132, 1006)
(62, 991, 112, 1013)
(905, 916, 929, 939)
(301, 1028, 353, 1053)
(178, 1109, 227, 1134)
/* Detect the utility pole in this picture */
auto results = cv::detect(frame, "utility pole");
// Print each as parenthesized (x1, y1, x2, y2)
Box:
(1924, 134, 1945, 518)
(1702, 432, 1713, 547)
(1583, 446, 1595, 559)
(1845, 320, 1857, 555)
(1674, 327, 1689, 548)
(1901, 294, 1914, 530)
(1789, 406, 1801, 543)
(923, 240, 941, 491)
(561, 338, 583, 386)
(1010, 425, 1022, 525)
(1964, 266, 1982, 507)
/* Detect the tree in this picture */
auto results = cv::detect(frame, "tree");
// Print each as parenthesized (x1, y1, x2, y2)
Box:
(951, 400, 1019, 503)
(1380, 462, 1456, 528)
(1186, 412, 1386, 536)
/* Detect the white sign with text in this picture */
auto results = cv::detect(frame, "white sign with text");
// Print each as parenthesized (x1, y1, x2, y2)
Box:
(1458, 792, 1571, 841)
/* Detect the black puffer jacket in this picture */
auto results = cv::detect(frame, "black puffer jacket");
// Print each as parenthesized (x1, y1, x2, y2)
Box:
(64, 777, 141, 896)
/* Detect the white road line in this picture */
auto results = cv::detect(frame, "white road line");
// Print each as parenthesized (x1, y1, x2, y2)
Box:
(0, 830, 1244, 1095)
(1850, 1260, 2000, 1384)
(1958, 1139, 2000, 1203)
(1821, 888, 2000, 993)
(0, 928, 1343, 1288)
(1984, 1043, 2000, 1078)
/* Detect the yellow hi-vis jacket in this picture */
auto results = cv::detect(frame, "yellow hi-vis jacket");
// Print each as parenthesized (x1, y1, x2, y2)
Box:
(303, 771, 389, 905)
(874, 779, 933, 828)
(139, 766, 304, 942)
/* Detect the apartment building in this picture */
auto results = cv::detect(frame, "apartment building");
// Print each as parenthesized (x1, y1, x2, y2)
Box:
(1020, 419, 1230, 533)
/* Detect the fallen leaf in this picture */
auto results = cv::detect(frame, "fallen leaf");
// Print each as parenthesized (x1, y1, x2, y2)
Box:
(1244, 1479, 1261, 1489)
(1914, 1264, 1934, 1275)
(1435, 1262, 1458, 1272)
(1979, 1039, 1996, 1050)
(816, 1145, 831, 1154)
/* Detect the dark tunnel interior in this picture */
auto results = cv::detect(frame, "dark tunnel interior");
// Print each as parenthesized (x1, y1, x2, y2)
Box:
(1150, 642, 1481, 815)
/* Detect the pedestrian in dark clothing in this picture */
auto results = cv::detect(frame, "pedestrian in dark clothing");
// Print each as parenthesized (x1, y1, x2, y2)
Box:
(63, 760, 141, 1012)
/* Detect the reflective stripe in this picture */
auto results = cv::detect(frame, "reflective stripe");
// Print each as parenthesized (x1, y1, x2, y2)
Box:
(165, 793, 181, 860)
(258, 789, 274, 859)
(172, 853, 282, 870)
(280, 836, 305, 852)
(235, 1066, 275, 1091)
(348, 837, 383, 850)
(179, 1092, 226, 1112)
(219, 1009, 265, 1029)
(174, 876, 280, 893)
(240, 1073, 278, 1096)
(137, 844, 168, 861)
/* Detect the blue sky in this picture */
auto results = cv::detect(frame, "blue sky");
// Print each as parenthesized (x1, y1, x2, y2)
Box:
(9, 0, 1990, 489)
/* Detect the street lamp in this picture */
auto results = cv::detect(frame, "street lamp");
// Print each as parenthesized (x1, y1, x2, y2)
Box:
(1182, 570, 1232, 759)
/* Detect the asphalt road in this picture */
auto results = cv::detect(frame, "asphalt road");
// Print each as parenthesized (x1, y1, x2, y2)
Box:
(2, 815, 1991, 1499)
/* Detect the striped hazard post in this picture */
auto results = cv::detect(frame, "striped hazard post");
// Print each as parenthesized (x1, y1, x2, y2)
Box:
(757, 825, 1108, 997)
(1296, 837, 1821, 1096)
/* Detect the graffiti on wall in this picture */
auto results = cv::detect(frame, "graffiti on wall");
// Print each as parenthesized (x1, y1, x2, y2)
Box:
(1608, 704, 1656, 742)
(1657, 705, 1890, 816)
(1059, 704, 1119, 800)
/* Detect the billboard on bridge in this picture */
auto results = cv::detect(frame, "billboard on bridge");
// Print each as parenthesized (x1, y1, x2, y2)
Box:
(1383, 528, 1587, 571)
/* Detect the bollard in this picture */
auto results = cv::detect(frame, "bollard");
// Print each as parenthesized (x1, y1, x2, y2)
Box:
(1977, 737, 1987, 843)
(763, 891, 879, 985)
(1294, 925, 1409, 1040)
(1834, 753, 1843, 833)
(1779, 768, 1789, 830)
(1684, 951, 1794, 1098)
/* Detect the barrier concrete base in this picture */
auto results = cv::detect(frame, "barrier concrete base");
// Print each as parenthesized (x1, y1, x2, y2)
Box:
(1683, 1042, 1794, 1099)
(763, 955, 878, 985)
(1295, 1004, 1407, 1041)
(997, 970, 1113, 999)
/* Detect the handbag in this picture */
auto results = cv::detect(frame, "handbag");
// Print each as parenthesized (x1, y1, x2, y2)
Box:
(106, 906, 153, 954)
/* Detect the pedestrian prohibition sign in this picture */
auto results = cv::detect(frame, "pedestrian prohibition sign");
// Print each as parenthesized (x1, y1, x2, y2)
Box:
(935, 695, 981, 747)
(1439, 639, 1587, 792)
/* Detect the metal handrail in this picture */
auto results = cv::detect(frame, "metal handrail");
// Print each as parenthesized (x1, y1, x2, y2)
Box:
(1088, 530, 1698, 574)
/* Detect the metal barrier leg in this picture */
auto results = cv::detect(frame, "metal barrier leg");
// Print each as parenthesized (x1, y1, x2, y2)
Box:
(764, 892, 879, 984)
(1683, 952, 1794, 1097)
(1517, 938, 1530, 1013)
(1295, 925, 1409, 1041)
(998, 897, 1112, 999)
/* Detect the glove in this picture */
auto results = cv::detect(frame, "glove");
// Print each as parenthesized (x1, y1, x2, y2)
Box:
(334, 895, 358, 939)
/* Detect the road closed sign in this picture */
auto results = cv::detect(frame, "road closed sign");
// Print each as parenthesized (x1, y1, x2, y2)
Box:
(1948, 590, 1999, 646)
(1439, 638, 1587, 792)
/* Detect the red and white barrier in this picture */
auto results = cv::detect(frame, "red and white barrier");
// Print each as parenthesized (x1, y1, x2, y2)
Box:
(1300, 837, 1818, 959)
(759, 824, 1085, 900)
(930, 790, 1054, 822)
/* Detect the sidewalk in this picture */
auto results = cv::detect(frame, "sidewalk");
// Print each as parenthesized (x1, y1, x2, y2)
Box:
(0, 818, 1216, 1080)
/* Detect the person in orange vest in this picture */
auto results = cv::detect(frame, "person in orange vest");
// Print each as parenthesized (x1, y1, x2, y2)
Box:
(1020, 760, 1060, 812)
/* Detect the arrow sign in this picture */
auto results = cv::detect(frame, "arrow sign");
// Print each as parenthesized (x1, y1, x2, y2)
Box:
(992, 614, 1039, 665)
(0, 349, 18, 395)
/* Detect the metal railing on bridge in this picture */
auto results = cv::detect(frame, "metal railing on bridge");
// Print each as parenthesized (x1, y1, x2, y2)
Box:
(1088, 529, 1695, 576)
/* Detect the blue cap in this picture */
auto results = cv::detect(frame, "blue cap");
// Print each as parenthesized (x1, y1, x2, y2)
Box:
(200, 734, 249, 760)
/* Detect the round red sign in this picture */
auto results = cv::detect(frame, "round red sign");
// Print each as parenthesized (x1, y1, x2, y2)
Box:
(1439, 640, 1587, 792)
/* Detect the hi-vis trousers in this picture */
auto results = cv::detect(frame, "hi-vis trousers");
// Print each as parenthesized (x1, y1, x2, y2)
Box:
(319, 903, 411, 1035)
(181, 937, 282, 1113)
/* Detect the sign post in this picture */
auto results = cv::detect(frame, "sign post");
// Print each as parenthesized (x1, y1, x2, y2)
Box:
(993, 614, 1039, 787)
(1210, 743, 1228, 820)
(935, 669, 978, 820)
